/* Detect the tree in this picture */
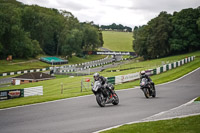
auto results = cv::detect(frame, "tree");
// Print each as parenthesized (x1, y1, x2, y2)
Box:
(146, 11, 172, 58)
(81, 23, 101, 51)
(133, 8, 200, 60)
(61, 29, 83, 57)
(133, 12, 172, 59)
(133, 25, 149, 59)
(169, 8, 200, 53)
(0, 0, 104, 59)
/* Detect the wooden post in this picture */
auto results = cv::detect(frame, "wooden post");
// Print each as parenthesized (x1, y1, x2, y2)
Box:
(61, 83, 63, 94)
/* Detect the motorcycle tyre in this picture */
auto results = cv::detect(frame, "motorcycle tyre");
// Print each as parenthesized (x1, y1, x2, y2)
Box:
(143, 88, 150, 98)
(96, 93, 106, 107)
(112, 92, 119, 105)
(152, 88, 156, 98)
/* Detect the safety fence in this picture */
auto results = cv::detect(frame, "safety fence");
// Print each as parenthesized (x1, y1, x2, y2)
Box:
(0, 86, 43, 101)
(106, 56, 195, 85)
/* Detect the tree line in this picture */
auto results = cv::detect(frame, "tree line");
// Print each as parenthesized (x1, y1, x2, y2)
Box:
(0, 0, 103, 59)
(100, 23, 132, 32)
(133, 7, 200, 60)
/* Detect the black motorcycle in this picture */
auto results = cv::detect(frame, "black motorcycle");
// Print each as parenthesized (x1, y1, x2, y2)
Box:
(92, 81, 119, 107)
(140, 78, 156, 98)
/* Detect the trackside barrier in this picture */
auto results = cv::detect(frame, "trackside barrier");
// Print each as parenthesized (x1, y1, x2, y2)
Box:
(153, 56, 194, 75)
(115, 73, 140, 85)
(0, 86, 43, 101)
(107, 77, 115, 85)
(0, 67, 52, 77)
(112, 56, 195, 85)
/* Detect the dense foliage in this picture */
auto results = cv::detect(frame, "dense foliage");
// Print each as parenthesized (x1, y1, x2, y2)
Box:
(133, 8, 200, 60)
(0, 0, 103, 59)
(100, 23, 132, 32)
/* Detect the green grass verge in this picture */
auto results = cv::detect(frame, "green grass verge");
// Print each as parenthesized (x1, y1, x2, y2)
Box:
(102, 31, 133, 51)
(195, 97, 200, 101)
(101, 115, 200, 133)
(0, 51, 199, 109)
(0, 55, 106, 74)
(0, 59, 50, 74)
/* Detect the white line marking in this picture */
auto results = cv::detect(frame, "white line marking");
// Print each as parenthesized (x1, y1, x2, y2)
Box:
(93, 97, 199, 133)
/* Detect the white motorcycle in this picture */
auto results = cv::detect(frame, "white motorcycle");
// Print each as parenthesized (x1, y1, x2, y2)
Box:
(92, 81, 119, 107)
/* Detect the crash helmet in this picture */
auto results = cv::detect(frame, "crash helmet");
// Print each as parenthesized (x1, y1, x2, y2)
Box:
(93, 73, 100, 80)
(141, 70, 145, 76)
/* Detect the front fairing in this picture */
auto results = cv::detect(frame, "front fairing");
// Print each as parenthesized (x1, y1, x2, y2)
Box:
(140, 78, 149, 88)
(92, 81, 101, 92)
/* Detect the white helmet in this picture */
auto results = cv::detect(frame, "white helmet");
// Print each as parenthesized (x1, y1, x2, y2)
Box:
(141, 70, 145, 75)
(93, 73, 100, 80)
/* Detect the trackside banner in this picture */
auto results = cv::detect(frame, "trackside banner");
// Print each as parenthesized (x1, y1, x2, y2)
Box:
(0, 86, 43, 101)
(0, 89, 23, 100)
(115, 72, 140, 84)
(83, 51, 137, 56)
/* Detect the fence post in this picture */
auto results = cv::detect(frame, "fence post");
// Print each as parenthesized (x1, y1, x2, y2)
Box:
(61, 83, 63, 94)
(81, 79, 83, 92)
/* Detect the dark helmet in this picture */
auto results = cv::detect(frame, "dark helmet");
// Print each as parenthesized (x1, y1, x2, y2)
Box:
(93, 73, 100, 80)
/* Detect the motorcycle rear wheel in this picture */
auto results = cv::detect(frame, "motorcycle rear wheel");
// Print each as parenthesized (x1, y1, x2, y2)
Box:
(112, 92, 119, 105)
(152, 88, 156, 98)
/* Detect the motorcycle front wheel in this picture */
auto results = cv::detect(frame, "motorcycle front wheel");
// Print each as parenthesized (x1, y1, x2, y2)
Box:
(143, 88, 150, 98)
(96, 93, 106, 107)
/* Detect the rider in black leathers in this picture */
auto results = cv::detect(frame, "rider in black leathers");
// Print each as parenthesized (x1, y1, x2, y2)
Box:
(140, 71, 155, 89)
(93, 73, 113, 98)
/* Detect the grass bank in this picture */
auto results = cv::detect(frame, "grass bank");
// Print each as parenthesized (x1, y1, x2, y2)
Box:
(102, 31, 133, 51)
(0, 51, 199, 109)
(0, 55, 106, 74)
(101, 115, 200, 133)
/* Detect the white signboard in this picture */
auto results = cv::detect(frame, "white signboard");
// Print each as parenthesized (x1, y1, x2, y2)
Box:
(24, 86, 43, 97)
(15, 80, 20, 85)
(115, 72, 140, 84)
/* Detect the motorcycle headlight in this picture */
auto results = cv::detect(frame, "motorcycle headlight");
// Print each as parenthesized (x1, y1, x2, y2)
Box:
(141, 82, 145, 86)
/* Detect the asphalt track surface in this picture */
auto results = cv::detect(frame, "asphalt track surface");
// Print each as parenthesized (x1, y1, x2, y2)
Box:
(0, 68, 200, 133)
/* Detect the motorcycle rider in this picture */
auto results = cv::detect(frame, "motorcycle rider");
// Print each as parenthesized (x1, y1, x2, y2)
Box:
(93, 73, 113, 99)
(140, 71, 155, 89)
